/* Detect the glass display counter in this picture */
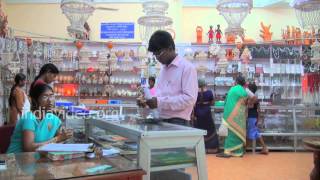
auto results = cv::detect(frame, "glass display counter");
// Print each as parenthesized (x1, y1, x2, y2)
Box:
(84, 116, 208, 180)
(212, 105, 320, 151)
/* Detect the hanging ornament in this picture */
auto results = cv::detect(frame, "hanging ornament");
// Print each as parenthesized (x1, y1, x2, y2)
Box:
(75, 41, 84, 50)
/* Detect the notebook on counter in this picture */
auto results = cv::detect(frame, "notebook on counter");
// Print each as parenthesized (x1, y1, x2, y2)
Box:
(47, 152, 86, 161)
(37, 143, 94, 152)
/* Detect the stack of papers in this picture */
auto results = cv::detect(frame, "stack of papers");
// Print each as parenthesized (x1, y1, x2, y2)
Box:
(47, 152, 85, 161)
(102, 148, 120, 157)
(37, 143, 94, 152)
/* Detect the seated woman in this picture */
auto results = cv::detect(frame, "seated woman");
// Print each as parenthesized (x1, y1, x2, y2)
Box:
(7, 84, 72, 153)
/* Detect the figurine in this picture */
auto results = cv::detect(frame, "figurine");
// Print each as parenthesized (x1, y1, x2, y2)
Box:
(286, 26, 291, 44)
(303, 31, 311, 45)
(291, 26, 296, 45)
(312, 27, 316, 44)
(215, 24, 222, 44)
(240, 34, 256, 44)
(295, 28, 302, 45)
(207, 26, 214, 43)
(226, 33, 236, 44)
(259, 22, 272, 42)
(196, 26, 203, 44)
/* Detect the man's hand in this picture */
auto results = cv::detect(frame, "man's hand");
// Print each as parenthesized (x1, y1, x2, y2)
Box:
(137, 97, 147, 108)
(146, 97, 158, 109)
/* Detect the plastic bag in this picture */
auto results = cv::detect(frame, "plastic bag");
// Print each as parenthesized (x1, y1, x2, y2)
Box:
(218, 120, 228, 137)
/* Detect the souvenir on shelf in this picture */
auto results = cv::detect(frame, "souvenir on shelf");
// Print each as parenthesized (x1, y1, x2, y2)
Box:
(232, 47, 240, 61)
(260, 22, 273, 42)
(311, 40, 320, 64)
(196, 26, 203, 44)
(216, 49, 229, 75)
(208, 44, 221, 58)
(184, 48, 193, 60)
(208, 25, 214, 43)
(226, 33, 236, 44)
(240, 34, 256, 44)
(137, 45, 147, 58)
(225, 49, 234, 61)
(241, 46, 252, 64)
(295, 27, 302, 45)
(215, 24, 222, 44)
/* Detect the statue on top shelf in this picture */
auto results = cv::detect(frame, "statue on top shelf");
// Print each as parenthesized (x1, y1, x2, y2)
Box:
(215, 24, 222, 44)
(295, 27, 302, 45)
(259, 22, 272, 42)
(207, 25, 214, 43)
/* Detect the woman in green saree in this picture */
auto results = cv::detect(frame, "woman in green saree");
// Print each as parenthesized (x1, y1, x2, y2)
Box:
(218, 76, 255, 157)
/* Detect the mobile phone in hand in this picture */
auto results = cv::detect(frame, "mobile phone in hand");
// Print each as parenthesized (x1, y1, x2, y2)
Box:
(0, 160, 6, 170)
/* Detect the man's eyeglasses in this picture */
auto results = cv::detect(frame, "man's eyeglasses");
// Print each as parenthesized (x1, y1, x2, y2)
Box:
(153, 50, 165, 57)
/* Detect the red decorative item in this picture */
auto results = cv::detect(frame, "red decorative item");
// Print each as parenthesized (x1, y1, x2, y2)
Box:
(196, 26, 203, 44)
(75, 41, 84, 50)
(226, 49, 234, 61)
(26, 38, 32, 47)
(207, 25, 214, 43)
(62, 84, 77, 96)
(215, 24, 222, 44)
(107, 41, 113, 50)
(87, 67, 95, 73)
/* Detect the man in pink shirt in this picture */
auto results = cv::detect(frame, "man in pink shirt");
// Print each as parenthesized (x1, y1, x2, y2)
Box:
(142, 30, 198, 125)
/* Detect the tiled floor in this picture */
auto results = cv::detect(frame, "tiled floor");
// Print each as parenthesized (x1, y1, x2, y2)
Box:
(187, 152, 313, 180)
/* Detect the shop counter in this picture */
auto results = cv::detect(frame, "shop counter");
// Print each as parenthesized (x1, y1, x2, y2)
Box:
(0, 152, 145, 180)
(212, 105, 320, 151)
(84, 116, 208, 180)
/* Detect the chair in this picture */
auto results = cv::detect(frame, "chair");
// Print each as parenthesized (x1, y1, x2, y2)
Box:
(0, 125, 15, 154)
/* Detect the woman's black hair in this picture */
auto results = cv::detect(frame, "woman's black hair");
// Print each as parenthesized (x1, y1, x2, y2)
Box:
(248, 83, 258, 94)
(148, 76, 155, 83)
(30, 63, 59, 93)
(236, 76, 246, 86)
(8, 73, 26, 107)
(148, 30, 175, 53)
(29, 84, 53, 111)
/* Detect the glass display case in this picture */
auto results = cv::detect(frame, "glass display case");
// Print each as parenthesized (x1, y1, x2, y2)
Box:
(212, 105, 320, 151)
(82, 116, 207, 180)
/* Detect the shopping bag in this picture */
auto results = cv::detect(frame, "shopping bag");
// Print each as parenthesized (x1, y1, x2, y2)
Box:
(218, 120, 228, 137)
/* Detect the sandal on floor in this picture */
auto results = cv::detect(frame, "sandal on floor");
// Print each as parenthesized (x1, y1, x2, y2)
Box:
(216, 153, 231, 158)
(206, 149, 219, 154)
(260, 148, 269, 155)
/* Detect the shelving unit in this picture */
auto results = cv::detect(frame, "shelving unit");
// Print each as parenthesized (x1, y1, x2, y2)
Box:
(0, 38, 50, 124)
(174, 43, 305, 104)
(50, 42, 146, 107)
